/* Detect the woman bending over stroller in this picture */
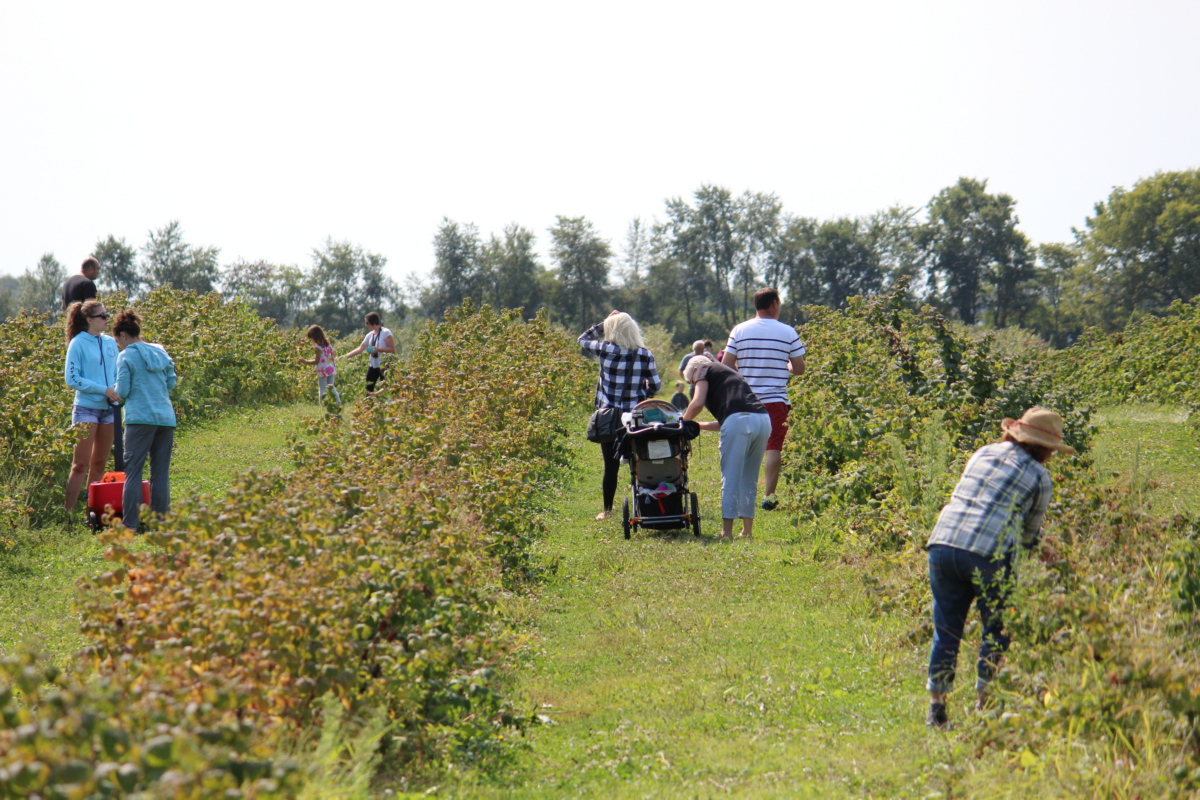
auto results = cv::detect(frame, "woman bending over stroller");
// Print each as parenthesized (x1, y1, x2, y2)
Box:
(682, 358, 771, 539)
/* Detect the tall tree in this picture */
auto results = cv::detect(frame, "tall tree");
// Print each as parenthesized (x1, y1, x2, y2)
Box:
(1030, 243, 1079, 347)
(619, 217, 652, 289)
(480, 223, 543, 318)
(18, 253, 67, 316)
(1078, 169, 1200, 326)
(142, 221, 220, 294)
(548, 215, 611, 330)
(221, 259, 311, 326)
(425, 218, 482, 318)
(865, 205, 922, 297)
(0, 275, 17, 321)
(93, 235, 142, 296)
(662, 186, 744, 327)
(988, 230, 1038, 328)
(765, 214, 819, 324)
(733, 191, 782, 318)
(812, 217, 882, 309)
(918, 178, 1029, 325)
(307, 239, 398, 335)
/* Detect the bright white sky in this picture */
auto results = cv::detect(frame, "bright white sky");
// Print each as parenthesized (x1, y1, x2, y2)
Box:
(2, 1, 1198, 294)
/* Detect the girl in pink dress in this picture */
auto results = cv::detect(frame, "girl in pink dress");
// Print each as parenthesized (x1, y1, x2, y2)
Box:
(299, 325, 342, 403)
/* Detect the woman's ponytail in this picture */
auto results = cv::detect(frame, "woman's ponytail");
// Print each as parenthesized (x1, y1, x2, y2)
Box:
(65, 302, 87, 345)
(65, 300, 105, 346)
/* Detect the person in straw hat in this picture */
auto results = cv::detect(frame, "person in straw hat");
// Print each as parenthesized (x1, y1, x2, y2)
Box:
(924, 406, 1076, 729)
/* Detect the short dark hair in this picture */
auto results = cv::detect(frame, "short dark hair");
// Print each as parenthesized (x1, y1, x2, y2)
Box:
(82, 257, 101, 273)
(365, 312, 381, 326)
(753, 288, 780, 311)
(112, 309, 141, 338)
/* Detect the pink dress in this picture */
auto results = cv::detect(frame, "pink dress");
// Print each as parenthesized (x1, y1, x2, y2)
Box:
(315, 345, 336, 378)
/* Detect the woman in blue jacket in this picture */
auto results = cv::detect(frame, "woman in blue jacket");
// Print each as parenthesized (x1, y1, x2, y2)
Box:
(63, 299, 120, 514)
(113, 310, 177, 532)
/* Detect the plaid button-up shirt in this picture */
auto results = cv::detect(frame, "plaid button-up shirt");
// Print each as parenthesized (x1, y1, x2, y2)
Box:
(927, 442, 1052, 558)
(579, 323, 662, 412)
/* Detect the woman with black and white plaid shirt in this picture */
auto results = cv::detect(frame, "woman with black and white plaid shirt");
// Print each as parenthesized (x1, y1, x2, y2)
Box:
(579, 311, 662, 521)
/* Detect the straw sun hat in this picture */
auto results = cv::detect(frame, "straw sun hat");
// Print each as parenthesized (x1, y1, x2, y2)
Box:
(1000, 407, 1076, 455)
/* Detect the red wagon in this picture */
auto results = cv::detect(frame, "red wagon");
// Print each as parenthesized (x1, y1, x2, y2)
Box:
(86, 472, 150, 531)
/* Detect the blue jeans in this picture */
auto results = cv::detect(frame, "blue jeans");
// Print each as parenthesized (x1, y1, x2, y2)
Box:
(927, 545, 1014, 693)
(718, 412, 771, 519)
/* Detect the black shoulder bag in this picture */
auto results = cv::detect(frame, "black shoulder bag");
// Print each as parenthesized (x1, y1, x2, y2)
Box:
(586, 356, 633, 443)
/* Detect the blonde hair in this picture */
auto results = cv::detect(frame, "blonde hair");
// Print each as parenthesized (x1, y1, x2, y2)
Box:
(684, 356, 716, 384)
(602, 312, 646, 350)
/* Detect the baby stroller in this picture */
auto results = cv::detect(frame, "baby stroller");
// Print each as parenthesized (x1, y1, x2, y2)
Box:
(618, 399, 701, 540)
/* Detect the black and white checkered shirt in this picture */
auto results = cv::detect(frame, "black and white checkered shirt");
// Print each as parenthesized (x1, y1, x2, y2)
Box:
(579, 323, 663, 411)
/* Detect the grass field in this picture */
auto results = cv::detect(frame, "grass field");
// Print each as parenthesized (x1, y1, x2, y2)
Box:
(444, 404, 1200, 798)
(1089, 404, 1200, 516)
(2, 401, 1196, 797)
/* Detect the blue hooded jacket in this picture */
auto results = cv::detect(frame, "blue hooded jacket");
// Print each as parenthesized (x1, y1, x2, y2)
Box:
(115, 342, 178, 427)
(65, 332, 120, 411)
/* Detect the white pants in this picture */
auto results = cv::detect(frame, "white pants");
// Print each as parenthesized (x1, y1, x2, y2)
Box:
(718, 412, 771, 519)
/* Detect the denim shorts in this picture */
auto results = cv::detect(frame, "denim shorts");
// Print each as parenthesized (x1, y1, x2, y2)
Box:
(73, 405, 116, 425)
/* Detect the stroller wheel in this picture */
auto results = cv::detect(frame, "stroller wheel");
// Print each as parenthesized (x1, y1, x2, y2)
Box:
(87, 510, 101, 533)
(622, 498, 631, 540)
(690, 492, 701, 537)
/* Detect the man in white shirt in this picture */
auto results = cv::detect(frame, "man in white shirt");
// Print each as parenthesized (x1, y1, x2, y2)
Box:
(722, 288, 806, 510)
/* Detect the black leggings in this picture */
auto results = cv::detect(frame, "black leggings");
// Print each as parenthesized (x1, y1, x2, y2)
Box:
(600, 440, 622, 511)
(366, 366, 385, 393)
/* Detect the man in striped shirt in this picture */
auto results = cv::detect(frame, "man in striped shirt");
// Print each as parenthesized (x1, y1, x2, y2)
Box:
(721, 288, 806, 510)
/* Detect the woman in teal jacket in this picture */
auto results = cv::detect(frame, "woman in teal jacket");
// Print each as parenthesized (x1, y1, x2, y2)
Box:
(63, 299, 120, 513)
(113, 310, 177, 531)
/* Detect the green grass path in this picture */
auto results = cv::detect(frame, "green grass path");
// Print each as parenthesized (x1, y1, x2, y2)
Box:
(0, 403, 316, 663)
(458, 404, 1200, 798)
(464, 427, 957, 798)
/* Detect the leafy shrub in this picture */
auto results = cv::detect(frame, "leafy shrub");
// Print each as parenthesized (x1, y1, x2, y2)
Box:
(976, 483, 1200, 795)
(1044, 297, 1200, 413)
(1, 303, 593, 797)
(782, 285, 1093, 547)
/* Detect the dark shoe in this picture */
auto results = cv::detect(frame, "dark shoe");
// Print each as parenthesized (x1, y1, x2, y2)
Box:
(926, 702, 949, 729)
(760, 495, 778, 511)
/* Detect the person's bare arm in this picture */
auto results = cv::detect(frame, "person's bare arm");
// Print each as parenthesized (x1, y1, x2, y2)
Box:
(682, 381, 720, 431)
(377, 334, 396, 354)
(789, 355, 806, 376)
(721, 351, 737, 369)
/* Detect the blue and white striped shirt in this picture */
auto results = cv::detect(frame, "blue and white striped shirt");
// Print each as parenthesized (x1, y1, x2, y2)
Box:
(927, 442, 1052, 557)
(723, 317, 806, 405)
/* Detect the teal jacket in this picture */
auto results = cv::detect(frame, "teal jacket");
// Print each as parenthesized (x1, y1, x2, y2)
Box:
(115, 342, 178, 427)
(65, 332, 119, 411)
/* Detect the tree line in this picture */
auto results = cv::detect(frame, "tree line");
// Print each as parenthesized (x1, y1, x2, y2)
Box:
(3, 169, 1197, 347)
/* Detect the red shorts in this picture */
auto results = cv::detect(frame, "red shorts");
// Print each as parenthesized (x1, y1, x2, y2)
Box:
(764, 402, 790, 451)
